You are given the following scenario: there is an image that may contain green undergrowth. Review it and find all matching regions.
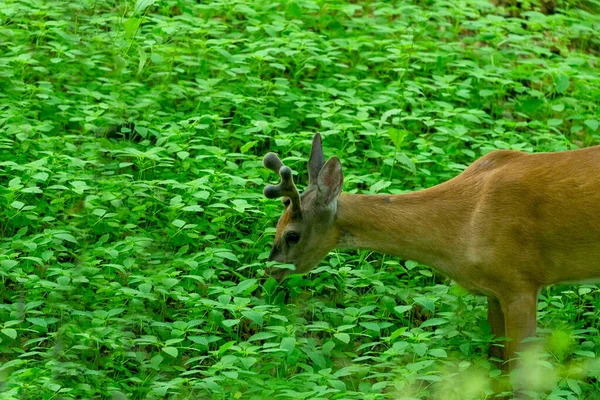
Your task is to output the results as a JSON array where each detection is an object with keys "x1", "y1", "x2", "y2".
[{"x1": 0, "y1": 0, "x2": 599, "y2": 398}]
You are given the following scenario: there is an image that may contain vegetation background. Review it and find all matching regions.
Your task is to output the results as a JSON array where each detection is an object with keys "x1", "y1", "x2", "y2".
[{"x1": 1, "y1": 0, "x2": 599, "y2": 398}]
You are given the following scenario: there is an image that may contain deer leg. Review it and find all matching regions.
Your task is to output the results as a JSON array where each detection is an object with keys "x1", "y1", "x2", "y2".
[
  {"x1": 500, "y1": 291, "x2": 538, "y2": 371},
  {"x1": 487, "y1": 296, "x2": 506, "y2": 367}
]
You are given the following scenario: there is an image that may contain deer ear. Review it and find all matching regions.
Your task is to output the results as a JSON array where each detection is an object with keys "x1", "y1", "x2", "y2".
[
  {"x1": 308, "y1": 133, "x2": 325, "y2": 185},
  {"x1": 317, "y1": 156, "x2": 343, "y2": 206}
]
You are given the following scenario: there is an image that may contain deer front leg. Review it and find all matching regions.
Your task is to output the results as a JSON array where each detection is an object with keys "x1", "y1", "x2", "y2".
[
  {"x1": 487, "y1": 296, "x2": 506, "y2": 366},
  {"x1": 500, "y1": 291, "x2": 538, "y2": 371}
]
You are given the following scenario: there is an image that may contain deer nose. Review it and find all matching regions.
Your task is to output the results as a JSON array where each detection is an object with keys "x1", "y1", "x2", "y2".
[
  {"x1": 268, "y1": 244, "x2": 280, "y2": 262},
  {"x1": 267, "y1": 267, "x2": 287, "y2": 281}
]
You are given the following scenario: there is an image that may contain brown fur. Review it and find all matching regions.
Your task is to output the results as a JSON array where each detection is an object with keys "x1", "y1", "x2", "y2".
[{"x1": 265, "y1": 137, "x2": 600, "y2": 371}]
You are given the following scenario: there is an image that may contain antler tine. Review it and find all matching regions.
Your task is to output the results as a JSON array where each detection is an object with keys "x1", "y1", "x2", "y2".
[
  {"x1": 263, "y1": 153, "x2": 302, "y2": 215},
  {"x1": 263, "y1": 152, "x2": 283, "y2": 174}
]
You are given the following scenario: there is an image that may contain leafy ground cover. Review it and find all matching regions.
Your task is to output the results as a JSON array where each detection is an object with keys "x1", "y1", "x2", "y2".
[{"x1": 1, "y1": 0, "x2": 599, "y2": 398}]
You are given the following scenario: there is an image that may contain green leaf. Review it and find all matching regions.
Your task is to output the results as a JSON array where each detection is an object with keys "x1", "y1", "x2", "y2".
[
  {"x1": 567, "y1": 378, "x2": 581, "y2": 395},
  {"x1": 151, "y1": 53, "x2": 163, "y2": 64},
  {"x1": 429, "y1": 348, "x2": 447, "y2": 358},
  {"x1": 574, "y1": 350, "x2": 595, "y2": 358},
  {"x1": 1, "y1": 260, "x2": 18, "y2": 269},
  {"x1": 234, "y1": 279, "x2": 257, "y2": 294},
  {"x1": 216, "y1": 251, "x2": 238, "y2": 262},
  {"x1": 248, "y1": 332, "x2": 277, "y2": 342},
  {"x1": 10, "y1": 201, "x2": 24, "y2": 210},
  {"x1": 280, "y1": 337, "x2": 296, "y2": 354},
  {"x1": 394, "y1": 305, "x2": 412, "y2": 315},
  {"x1": 380, "y1": 109, "x2": 402, "y2": 128},
  {"x1": 182, "y1": 205, "x2": 203, "y2": 212},
  {"x1": 172, "y1": 219, "x2": 186, "y2": 228},
  {"x1": 241, "y1": 311, "x2": 263, "y2": 325},
  {"x1": 0, "y1": 359, "x2": 25, "y2": 372},
  {"x1": 370, "y1": 180, "x2": 391, "y2": 193},
  {"x1": 334, "y1": 333, "x2": 350, "y2": 344},
  {"x1": 555, "y1": 74, "x2": 570, "y2": 93},
  {"x1": 547, "y1": 119, "x2": 563, "y2": 127},
  {"x1": 222, "y1": 319, "x2": 240, "y2": 327},
  {"x1": 123, "y1": 18, "x2": 141, "y2": 39},
  {"x1": 387, "y1": 128, "x2": 407, "y2": 149},
  {"x1": 161, "y1": 278, "x2": 179, "y2": 288},
  {"x1": 26, "y1": 317, "x2": 47, "y2": 328},
  {"x1": 286, "y1": 2, "x2": 303, "y2": 18},
  {"x1": 32, "y1": 172, "x2": 49, "y2": 181},
  {"x1": 233, "y1": 4, "x2": 257, "y2": 16},
  {"x1": 459, "y1": 113, "x2": 481, "y2": 124},
  {"x1": 1, "y1": 328, "x2": 17, "y2": 339},
  {"x1": 360, "y1": 322, "x2": 380, "y2": 332},
  {"x1": 22, "y1": 186, "x2": 42, "y2": 193},
  {"x1": 405, "y1": 260, "x2": 418, "y2": 270},
  {"x1": 240, "y1": 141, "x2": 257, "y2": 154},
  {"x1": 134, "y1": 0, "x2": 155, "y2": 14},
  {"x1": 162, "y1": 346, "x2": 178, "y2": 358},
  {"x1": 419, "y1": 318, "x2": 449, "y2": 328},
  {"x1": 139, "y1": 283, "x2": 152, "y2": 294},
  {"x1": 54, "y1": 233, "x2": 78, "y2": 244},
  {"x1": 414, "y1": 297, "x2": 436, "y2": 313},
  {"x1": 584, "y1": 119, "x2": 598, "y2": 131},
  {"x1": 218, "y1": 340, "x2": 236, "y2": 354},
  {"x1": 412, "y1": 343, "x2": 428, "y2": 356}
]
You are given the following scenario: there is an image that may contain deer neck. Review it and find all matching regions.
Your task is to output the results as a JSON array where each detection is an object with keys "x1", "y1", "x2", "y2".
[{"x1": 334, "y1": 187, "x2": 473, "y2": 270}]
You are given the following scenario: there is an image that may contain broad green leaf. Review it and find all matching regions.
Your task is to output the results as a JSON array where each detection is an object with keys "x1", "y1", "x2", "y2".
[
  {"x1": 22, "y1": 186, "x2": 42, "y2": 193},
  {"x1": 334, "y1": 333, "x2": 350, "y2": 344},
  {"x1": 380, "y1": 109, "x2": 402, "y2": 128},
  {"x1": 54, "y1": 233, "x2": 78, "y2": 243},
  {"x1": 222, "y1": 319, "x2": 240, "y2": 327},
  {"x1": 394, "y1": 305, "x2": 412, "y2": 315},
  {"x1": 26, "y1": 317, "x2": 47, "y2": 327},
  {"x1": 548, "y1": 119, "x2": 563, "y2": 127},
  {"x1": 280, "y1": 337, "x2": 296, "y2": 354},
  {"x1": 139, "y1": 283, "x2": 152, "y2": 294},
  {"x1": 124, "y1": 18, "x2": 141, "y2": 39},
  {"x1": 585, "y1": 119, "x2": 598, "y2": 131},
  {"x1": 242, "y1": 311, "x2": 263, "y2": 325},
  {"x1": 162, "y1": 346, "x2": 178, "y2": 358},
  {"x1": 134, "y1": 0, "x2": 155, "y2": 14},
  {"x1": 248, "y1": 332, "x2": 277, "y2": 342},
  {"x1": 32, "y1": 172, "x2": 49, "y2": 181},
  {"x1": 555, "y1": 74, "x2": 570, "y2": 93},
  {"x1": 411, "y1": 343, "x2": 428, "y2": 357},
  {"x1": 0, "y1": 359, "x2": 25, "y2": 372},
  {"x1": 414, "y1": 297, "x2": 436, "y2": 313},
  {"x1": 1, "y1": 260, "x2": 18, "y2": 269},
  {"x1": 240, "y1": 141, "x2": 257, "y2": 154},
  {"x1": 1, "y1": 328, "x2": 17, "y2": 339},
  {"x1": 574, "y1": 350, "x2": 595, "y2": 358},
  {"x1": 419, "y1": 318, "x2": 449, "y2": 328},
  {"x1": 360, "y1": 322, "x2": 380, "y2": 332},
  {"x1": 10, "y1": 201, "x2": 24, "y2": 210},
  {"x1": 234, "y1": 279, "x2": 257, "y2": 294},
  {"x1": 429, "y1": 348, "x2": 447, "y2": 358},
  {"x1": 172, "y1": 219, "x2": 186, "y2": 228}
]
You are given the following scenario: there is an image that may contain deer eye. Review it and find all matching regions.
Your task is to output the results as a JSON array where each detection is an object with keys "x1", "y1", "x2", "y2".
[
  {"x1": 282, "y1": 198, "x2": 291, "y2": 207},
  {"x1": 286, "y1": 231, "x2": 300, "y2": 245}
]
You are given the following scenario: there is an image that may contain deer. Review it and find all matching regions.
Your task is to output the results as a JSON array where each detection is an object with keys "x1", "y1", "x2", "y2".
[{"x1": 261, "y1": 133, "x2": 600, "y2": 372}]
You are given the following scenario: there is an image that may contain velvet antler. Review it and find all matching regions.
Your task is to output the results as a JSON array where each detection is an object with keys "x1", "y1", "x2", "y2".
[{"x1": 263, "y1": 152, "x2": 302, "y2": 216}]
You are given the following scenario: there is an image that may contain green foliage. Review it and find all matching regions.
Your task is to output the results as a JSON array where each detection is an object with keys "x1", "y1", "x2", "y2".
[{"x1": 0, "y1": 0, "x2": 599, "y2": 398}]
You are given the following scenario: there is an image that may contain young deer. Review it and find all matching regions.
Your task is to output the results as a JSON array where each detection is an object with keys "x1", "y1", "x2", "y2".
[{"x1": 262, "y1": 133, "x2": 600, "y2": 369}]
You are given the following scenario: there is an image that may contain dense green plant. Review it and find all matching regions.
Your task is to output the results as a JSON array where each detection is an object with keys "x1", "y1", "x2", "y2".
[{"x1": 0, "y1": 0, "x2": 599, "y2": 398}]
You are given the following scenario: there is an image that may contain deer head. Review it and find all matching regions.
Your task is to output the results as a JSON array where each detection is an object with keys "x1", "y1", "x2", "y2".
[{"x1": 263, "y1": 133, "x2": 344, "y2": 280}]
